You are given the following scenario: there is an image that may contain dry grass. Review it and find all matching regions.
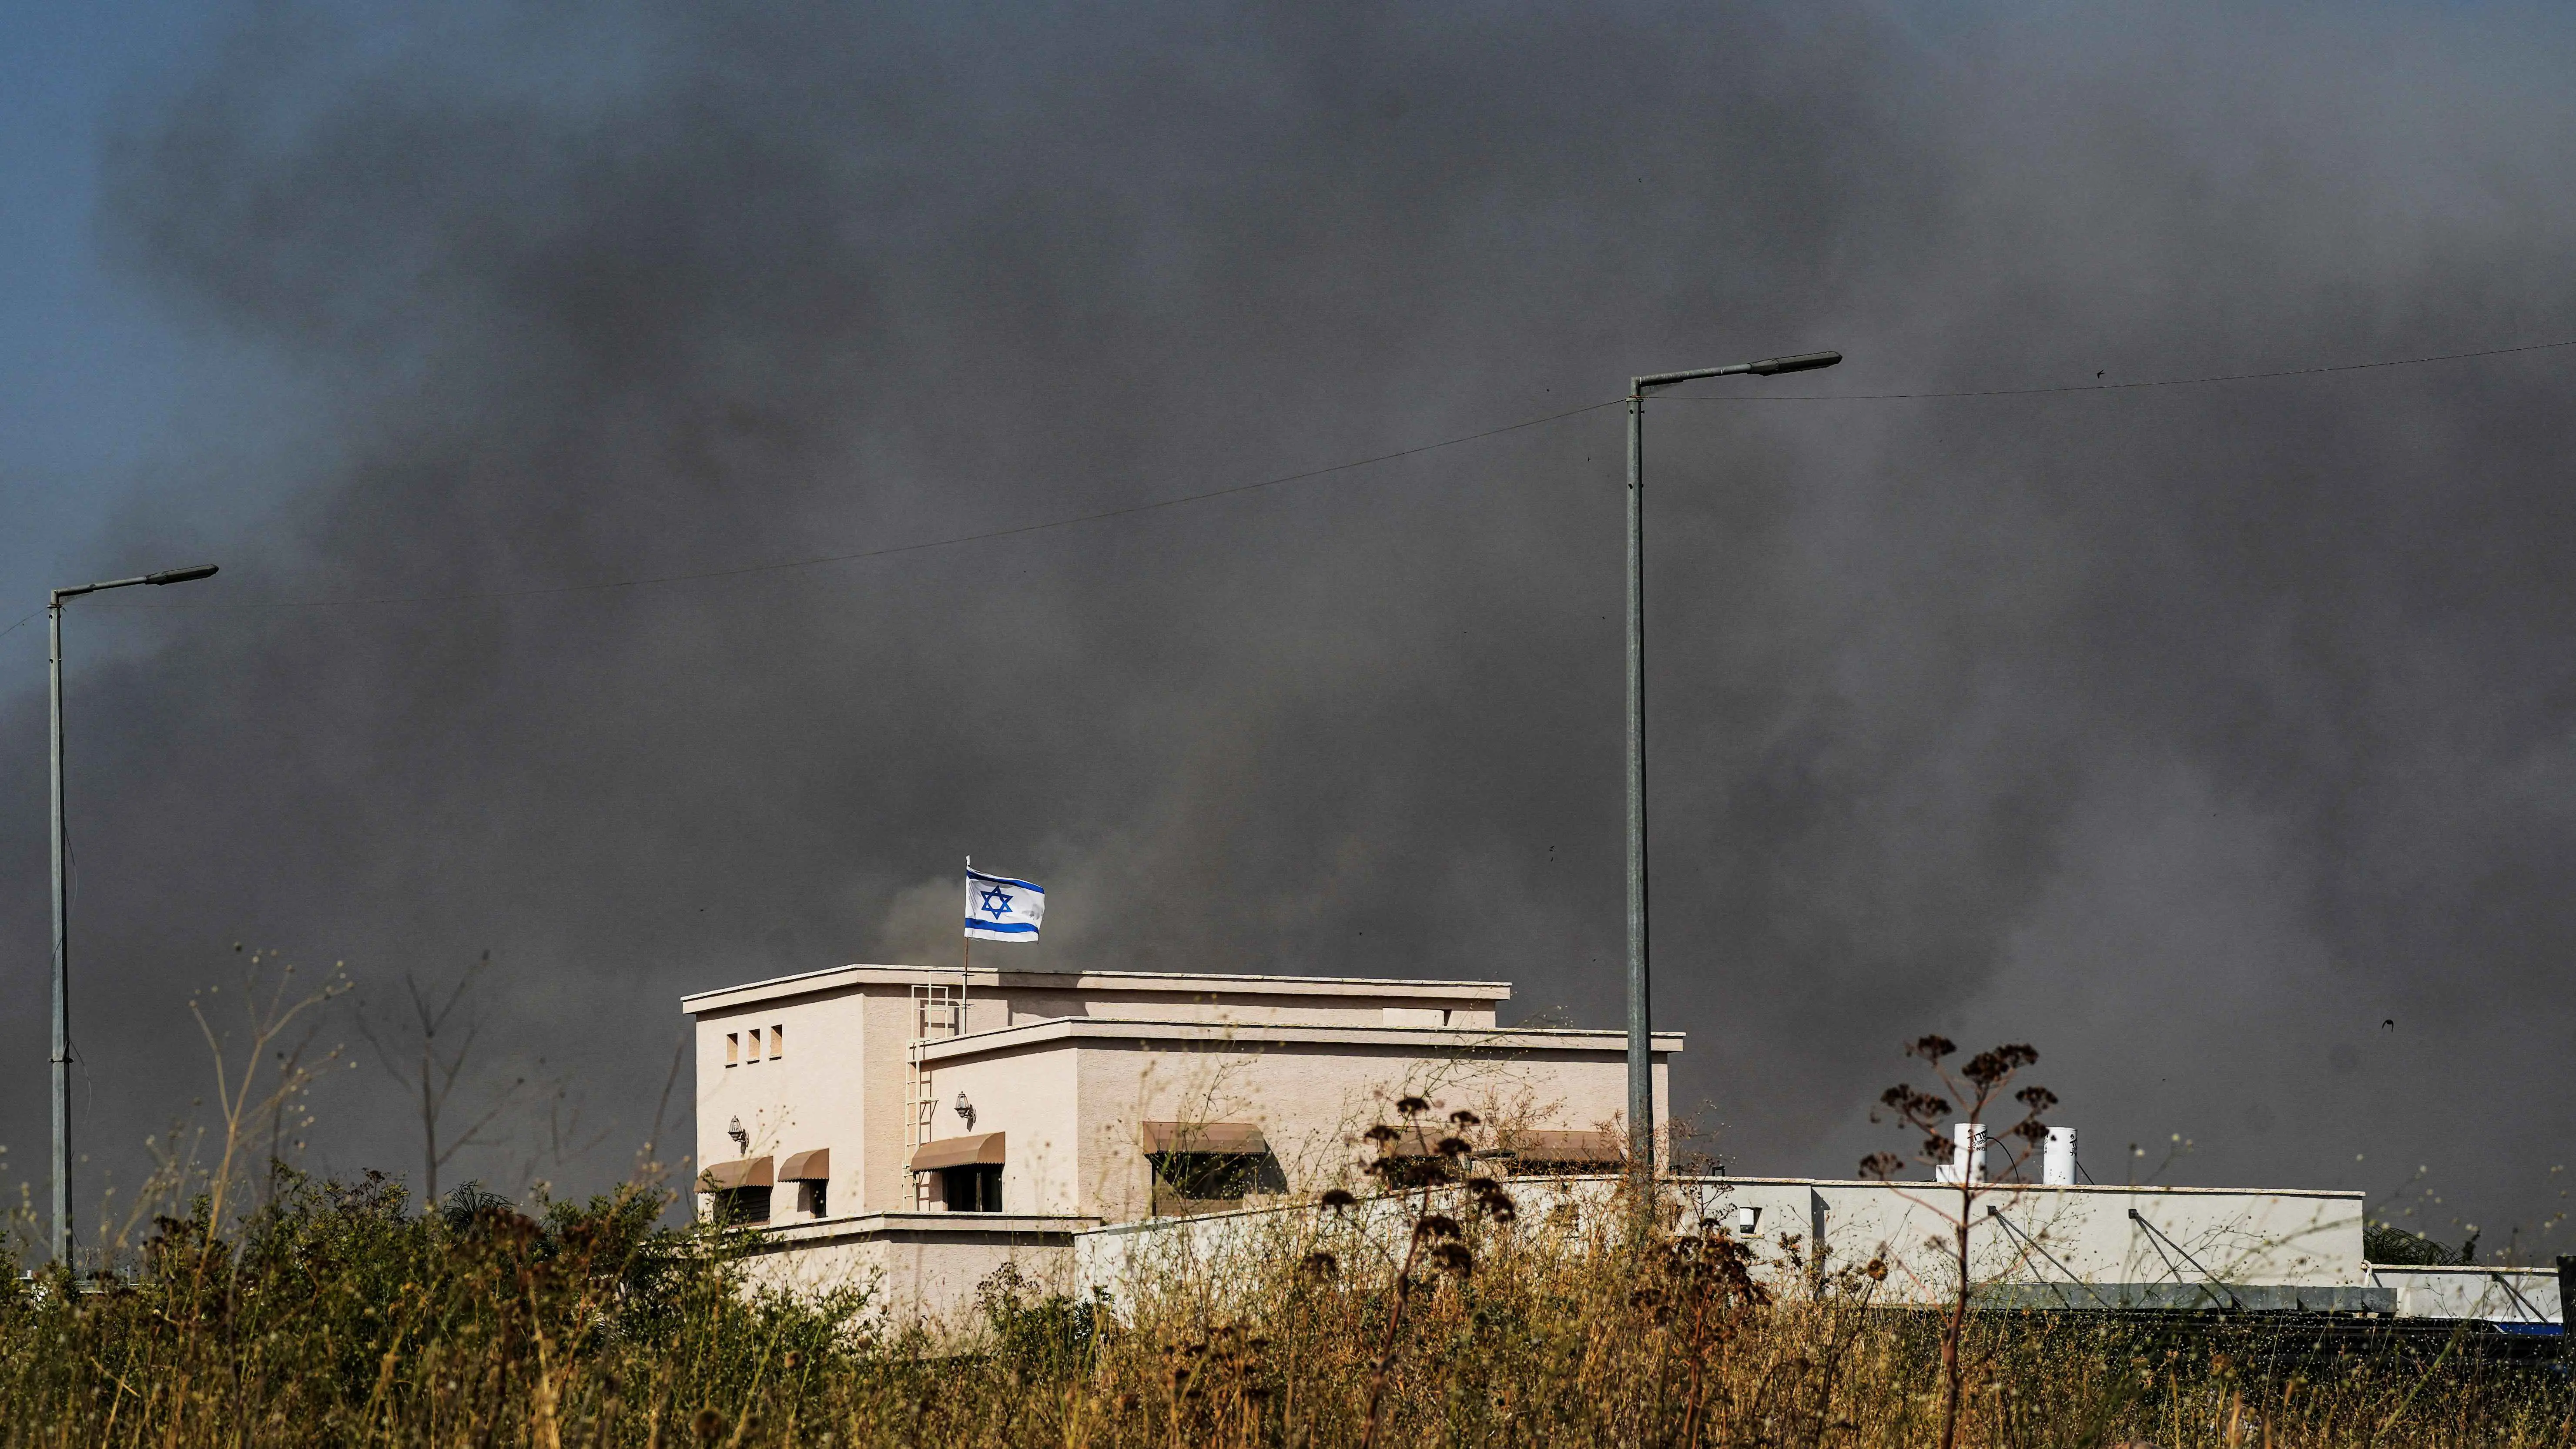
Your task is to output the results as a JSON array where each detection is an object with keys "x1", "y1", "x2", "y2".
[{"x1": 1, "y1": 1166, "x2": 2567, "y2": 1448}]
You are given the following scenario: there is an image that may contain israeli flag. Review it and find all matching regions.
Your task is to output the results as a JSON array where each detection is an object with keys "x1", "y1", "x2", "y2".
[{"x1": 964, "y1": 867, "x2": 1045, "y2": 942}]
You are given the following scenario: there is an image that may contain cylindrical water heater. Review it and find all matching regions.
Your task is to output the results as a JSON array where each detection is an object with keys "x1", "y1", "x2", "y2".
[
  {"x1": 2043, "y1": 1126, "x2": 2078, "y2": 1185},
  {"x1": 1948, "y1": 1121, "x2": 1991, "y2": 1183}
]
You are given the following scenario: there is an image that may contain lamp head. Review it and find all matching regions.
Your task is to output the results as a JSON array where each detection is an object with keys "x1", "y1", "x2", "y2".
[
  {"x1": 145, "y1": 564, "x2": 219, "y2": 586},
  {"x1": 1744, "y1": 351, "x2": 1842, "y2": 377}
]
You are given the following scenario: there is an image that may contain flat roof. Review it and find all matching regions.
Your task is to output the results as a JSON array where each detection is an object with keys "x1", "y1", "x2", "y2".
[
  {"x1": 1711, "y1": 1176, "x2": 2365, "y2": 1201},
  {"x1": 917, "y1": 1016, "x2": 1683, "y2": 1062},
  {"x1": 682, "y1": 964, "x2": 1514, "y2": 1013}
]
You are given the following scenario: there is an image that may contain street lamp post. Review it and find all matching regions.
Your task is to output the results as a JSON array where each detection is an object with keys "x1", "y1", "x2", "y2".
[
  {"x1": 1626, "y1": 353, "x2": 1838, "y2": 1171},
  {"x1": 49, "y1": 562, "x2": 218, "y2": 1267}
]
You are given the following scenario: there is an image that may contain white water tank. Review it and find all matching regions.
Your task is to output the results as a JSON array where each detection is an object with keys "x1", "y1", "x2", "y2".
[
  {"x1": 1934, "y1": 1121, "x2": 1990, "y2": 1183},
  {"x1": 2043, "y1": 1126, "x2": 2078, "y2": 1185}
]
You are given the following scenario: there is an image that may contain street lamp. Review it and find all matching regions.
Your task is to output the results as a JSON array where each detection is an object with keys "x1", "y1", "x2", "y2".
[
  {"x1": 48, "y1": 562, "x2": 218, "y2": 1267},
  {"x1": 1625, "y1": 352, "x2": 1839, "y2": 1170}
]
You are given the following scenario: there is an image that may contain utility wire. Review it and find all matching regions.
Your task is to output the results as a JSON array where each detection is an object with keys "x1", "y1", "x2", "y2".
[
  {"x1": 41, "y1": 333, "x2": 2576, "y2": 615},
  {"x1": 84, "y1": 398, "x2": 1629, "y2": 612}
]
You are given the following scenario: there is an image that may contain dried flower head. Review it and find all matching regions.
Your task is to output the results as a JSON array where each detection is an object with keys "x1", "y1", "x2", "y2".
[
  {"x1": 1435, "y1": 1136, "x2": 1473, "y2": 1160},
  {"x1": 1395, "y1": 1095, "x2": 1430, "y2": 1115},
  {"x1": 1415, "y1": 1214, "x2": 1461, "y2": 1240},
  {"x1": 1864, "y1": 1258, "x2": 1889, "y2": 1282},
  {"x1": 1320, "y1": 1188, "x2": 1357, "y2": 1211},
  {"x1": 1466, "y1": 1176, "x2": 1519, "y2": 1222},
  {"x1": 1448, "y1": 1108, "x2": 1482, "y2": 1129},
  {"x1": 1299, "y1": 1250, "x2": 1340, "y2": 1281},
  {"x1": 1962, "y1": 1044, "x2": 2038, "y2": 1088},
  {"x1": 1363, "y1": 1124, "x2": 1402, "y2": 1145},
  {"x1": 1429, "y1": 1242, "x2": 1474, "y2": 1276},
  {"x1": 692, "y1": 1408, "x2": 724, "y2": 1442}
]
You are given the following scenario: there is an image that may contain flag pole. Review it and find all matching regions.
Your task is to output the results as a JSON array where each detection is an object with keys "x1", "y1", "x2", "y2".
[{"x1": 961, "y1": 855, "x2": 971, "y2": 1035}]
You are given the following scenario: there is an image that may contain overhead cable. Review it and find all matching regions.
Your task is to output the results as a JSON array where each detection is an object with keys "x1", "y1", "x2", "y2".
[{"x1": 54, "y1": 334, "x2": 2576, "y2": 614}]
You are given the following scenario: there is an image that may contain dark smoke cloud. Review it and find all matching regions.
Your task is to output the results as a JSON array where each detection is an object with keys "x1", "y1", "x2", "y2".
[{"x1": 9, "y1": 0, "x2": 2576, "y2": 1247}]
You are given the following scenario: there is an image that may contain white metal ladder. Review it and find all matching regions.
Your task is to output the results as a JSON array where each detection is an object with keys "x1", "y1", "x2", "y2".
[{"x1": 905, "y1": 983, "x2": 960, "y2": 1208}]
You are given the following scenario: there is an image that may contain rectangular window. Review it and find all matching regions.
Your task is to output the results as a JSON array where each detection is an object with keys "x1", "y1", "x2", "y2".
[
  {"x1": 710, "y1": 1186, "x2": 771, "y2": 1225},
  {"x1": 942, "y1": 1164, "x2": 1003, "y2": 1213},
  {"x1": 725, "y1": 1032, "x2": 739, "y2": 1067},
  {"x1": 798, "y1": 1179, "x2": 827, "y2": 1217},
  {"x1": 770, "y1": 1024, "x2": 784, "y2": 1059},
  {"x1": 1149, "y1": 1151, "x2": 1287, "y2": 1216},
  {"x1": 746, "y1": 1026, "x2": 761, "y2": 1060}
]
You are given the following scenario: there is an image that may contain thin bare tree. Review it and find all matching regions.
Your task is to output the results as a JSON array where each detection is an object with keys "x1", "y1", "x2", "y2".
[
  {"x1": 1862, "y1": 1036, "x2": 2054, "y2": 1449},
  {"x1": 356, "y1": 951, "x2": 526, "y2": 1204},
  {"x1": 516, "y1": 1064, "x2": 614, "y2": 1202}
]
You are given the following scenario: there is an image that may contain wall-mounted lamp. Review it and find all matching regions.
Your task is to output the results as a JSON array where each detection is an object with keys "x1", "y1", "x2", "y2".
[
  {"x1": 727, "y1": 1115, "x2": 749, "y2": 1153},
  {"x1": 954, "y1": 1092, "x2": 977, "y2": 1129}
]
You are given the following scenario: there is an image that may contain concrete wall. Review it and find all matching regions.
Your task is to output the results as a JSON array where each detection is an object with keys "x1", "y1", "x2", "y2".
[
  {"x1": 743, "y1": 1177, "x2": 2573, "y2": 1337},
  {"x1": 920, "y1": 1039, "x2": 1086, "y2": 1215},
  {"x1": 738, "y1": 1212, "x2": 1096, "y2": 1335},
  {"x1": 2368, "y1": 1265, "x2": 2562, "y2": 1324},
  {"x1": 1073, "y1": 1177, "x2": 2377, "y2": 1313},
  {"x1": 1694, "y1": 1178, "x2": 2372, "y2": 1310}
]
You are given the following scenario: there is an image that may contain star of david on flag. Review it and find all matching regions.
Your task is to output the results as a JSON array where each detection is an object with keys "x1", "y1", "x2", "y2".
[{"x1": 963, "y1": 866, "x2": 1046, "y2": 942}]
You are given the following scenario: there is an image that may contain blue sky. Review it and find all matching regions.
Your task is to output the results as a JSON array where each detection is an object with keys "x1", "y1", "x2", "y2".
[{"x1": 3, "y1": 1, "x2": 210, "y2": 595}]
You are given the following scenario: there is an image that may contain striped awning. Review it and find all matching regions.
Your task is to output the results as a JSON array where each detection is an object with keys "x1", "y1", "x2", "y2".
[
  {"x1": 1141, "y1": 1121, "x2": 1270, "y2": 1155},
  {"x1": 697, "y1": 1155, "x2": 774, "y2": 1191},
  {"x1": 907, "y1": 1132, "x2": 1006, "y2": 1172},
  {"x1": 778, "y1": 1148, "x2": 830, "y2": 1181}
]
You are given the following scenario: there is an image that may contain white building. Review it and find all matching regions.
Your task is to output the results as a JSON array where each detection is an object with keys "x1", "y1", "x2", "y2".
[
  {"x1": 681, "y1": 963, "x2": 2542, "y2": 1336},
  {"x1": 684, "y1": 964, "x2": 1678, "y2": 1225}
]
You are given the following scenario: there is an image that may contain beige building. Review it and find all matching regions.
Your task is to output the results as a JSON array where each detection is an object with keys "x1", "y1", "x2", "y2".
[
  {"x1": 684, "y1": 964, "x2": 1679, "y2": 1226},
  {"x1": 680, "y1": 964, "x2": 2532, "y2": 1336}
]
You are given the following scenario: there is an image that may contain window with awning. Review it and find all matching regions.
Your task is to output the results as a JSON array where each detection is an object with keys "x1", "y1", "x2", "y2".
[
  {"x1": 779, "y1": 1149, "x2": 830, "y2": 1217},
  {"x1": 1143, "y1": 1121, "x2": 1284, "y2": 1215},
  {"x1": 697, "y1": 1155, "x2": 775, "y2": 1224},
  {"x1": 907, "y1": 1133, "x2": 1006, "y2": 1213},
  {"x1": 1140, "y1": 1121, "x2": 1270, "y2": 1155},
  {"x1": 1493, "y1": 1129, "x2": 1625, "y2": 1170},
  {"x1": 907, "y1": 1131, "x2": 1006, "y2": 1172},
  {"x1": 698, "y1": 1155, "x2": 774, "y2": 1191}
]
